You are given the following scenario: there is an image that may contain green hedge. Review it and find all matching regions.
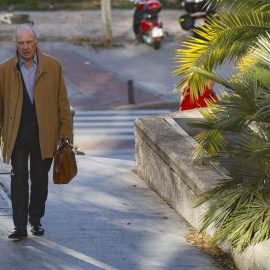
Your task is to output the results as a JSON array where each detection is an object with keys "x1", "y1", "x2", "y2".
[{"x1": 0, "y1": 0, "x2": 182, "y2": 10}]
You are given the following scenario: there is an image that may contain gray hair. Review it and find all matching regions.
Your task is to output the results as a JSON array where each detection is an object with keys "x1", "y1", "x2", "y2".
[{"x1": 13, "y1": 23, "x2": 40, "y2": 43}]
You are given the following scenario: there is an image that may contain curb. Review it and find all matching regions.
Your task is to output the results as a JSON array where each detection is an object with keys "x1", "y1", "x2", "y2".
[{"x1": 72, "y1": 101, "x2": 180, "y2": 111}]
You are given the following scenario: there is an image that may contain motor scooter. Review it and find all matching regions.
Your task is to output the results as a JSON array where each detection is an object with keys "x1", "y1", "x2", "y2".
[
  {"x1": 132, "y1": 0, "x2": 164, "y2": 49},
  {"x1": 179, "y1": 0, "x2": 215, "y2": 38}
]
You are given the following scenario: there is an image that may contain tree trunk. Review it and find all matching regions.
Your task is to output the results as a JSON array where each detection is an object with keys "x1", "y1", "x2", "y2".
[{"x1": 101, "y1": 0, "x2": 113, "y2": 49}]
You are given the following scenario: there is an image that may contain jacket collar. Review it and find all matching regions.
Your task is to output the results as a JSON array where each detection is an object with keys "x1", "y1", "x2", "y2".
[
  {"x1": 18, "y1": 51, "x2": 38, "y2": 68},
  {"x1": 13, "y1": 47, "x2": 48, "y2": 75}
]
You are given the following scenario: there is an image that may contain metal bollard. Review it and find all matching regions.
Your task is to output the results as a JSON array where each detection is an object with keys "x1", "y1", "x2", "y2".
[
  {"x1": 128, "y1": 80, "x2": 134, "y2": 104},
  {"x1": 70, "y1": 106, "x2": 75, "y2": 143}
]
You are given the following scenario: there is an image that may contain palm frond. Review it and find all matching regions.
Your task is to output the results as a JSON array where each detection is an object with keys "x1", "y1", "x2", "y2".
[
  {"x1": 191, "y1": 129, "x2": 227, "y2": 163},
  {"x1": 222, "y1": 125, "x2": 270, "y2": 161},
  {"x1": 196, "y1": 172, "x2": 270, "y2": 250},
  {"x1": 173, "y1": 9, "x2": 270, "y2": 99},
  {"x1": 207, "y1": 0, "x2": 270, "y2": 12},
  {"x1": 210, "y1": 191, "x2": 270, "y2": 250},
  {"x1": 194, "y1": 141, "x2": 270, "y2": 250}
]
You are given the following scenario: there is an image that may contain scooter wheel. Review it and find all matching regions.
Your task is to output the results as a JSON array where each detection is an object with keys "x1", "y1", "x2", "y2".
[{"x1": 153, "y1": 40, "x2": 161, "y2": 50}]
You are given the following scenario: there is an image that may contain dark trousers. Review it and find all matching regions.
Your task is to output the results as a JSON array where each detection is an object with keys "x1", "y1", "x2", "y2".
[
  {"x1": 133, "y1": 8, "x2": 145, "y2": 36},
  {"x1": 10, "y1": 125, "x2": 53, "y2": 227}
]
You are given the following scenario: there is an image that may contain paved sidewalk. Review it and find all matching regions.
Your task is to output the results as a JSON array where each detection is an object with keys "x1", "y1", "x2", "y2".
[{"x1": 0, "y1": 155, "x2": 227, "y2": 270}]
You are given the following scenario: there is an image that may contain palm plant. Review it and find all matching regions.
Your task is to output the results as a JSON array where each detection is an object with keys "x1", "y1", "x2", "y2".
[
  {"x1": 173, "y1": 0, "x2": 270, "y2": 99},
  {"x1": 173, "y1": 0, "x2": 270, "y2": 250},
  {"x1": 191, "y1": 37, "x2": 270, "y2": 250}
]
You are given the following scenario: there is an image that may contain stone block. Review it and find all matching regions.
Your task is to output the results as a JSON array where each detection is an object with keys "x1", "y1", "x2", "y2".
[{"x1": 134, "y1": 111, "x2": 219, "y2": 232}]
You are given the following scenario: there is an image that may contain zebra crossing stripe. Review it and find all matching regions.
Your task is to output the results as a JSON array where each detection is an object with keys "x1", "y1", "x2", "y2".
[{"x1": 73, "y1": 109, "x2": 172, "y2": 158}]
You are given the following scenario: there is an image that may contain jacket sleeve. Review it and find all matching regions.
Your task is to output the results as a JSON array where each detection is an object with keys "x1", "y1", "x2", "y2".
[{"x1": 57, "y1": 64, "x2": 72, "y2": 140}]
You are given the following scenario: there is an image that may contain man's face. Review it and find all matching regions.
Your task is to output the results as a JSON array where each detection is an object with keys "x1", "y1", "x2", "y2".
[{"x1": 15, "y1": 27, "x2": 39, "y2": 63}]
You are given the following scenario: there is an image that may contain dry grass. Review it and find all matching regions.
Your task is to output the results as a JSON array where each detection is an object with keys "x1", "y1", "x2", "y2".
[{"x1": 186, "y1": 228, "x2": 238, "y2": 270}]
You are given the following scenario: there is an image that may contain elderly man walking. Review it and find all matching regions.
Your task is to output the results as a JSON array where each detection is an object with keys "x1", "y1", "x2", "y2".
[{"x1": 0, "y1": 24, "x2": 72, "y2": 239}]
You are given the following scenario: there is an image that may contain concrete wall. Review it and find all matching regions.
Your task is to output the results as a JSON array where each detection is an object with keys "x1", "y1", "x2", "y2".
[{"x1": 134, "y1": 110, "x2": 270, "y2": 270}]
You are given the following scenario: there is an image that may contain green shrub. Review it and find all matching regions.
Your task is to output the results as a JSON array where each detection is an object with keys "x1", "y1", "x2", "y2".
[{"x1": 0, "y1": 0, "x2": 182, "y2": 10}]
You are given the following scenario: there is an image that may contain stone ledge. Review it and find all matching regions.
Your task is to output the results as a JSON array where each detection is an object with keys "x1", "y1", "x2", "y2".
[{"x1": 134, "y1": 110, "x2": 270, "y2": 270}]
